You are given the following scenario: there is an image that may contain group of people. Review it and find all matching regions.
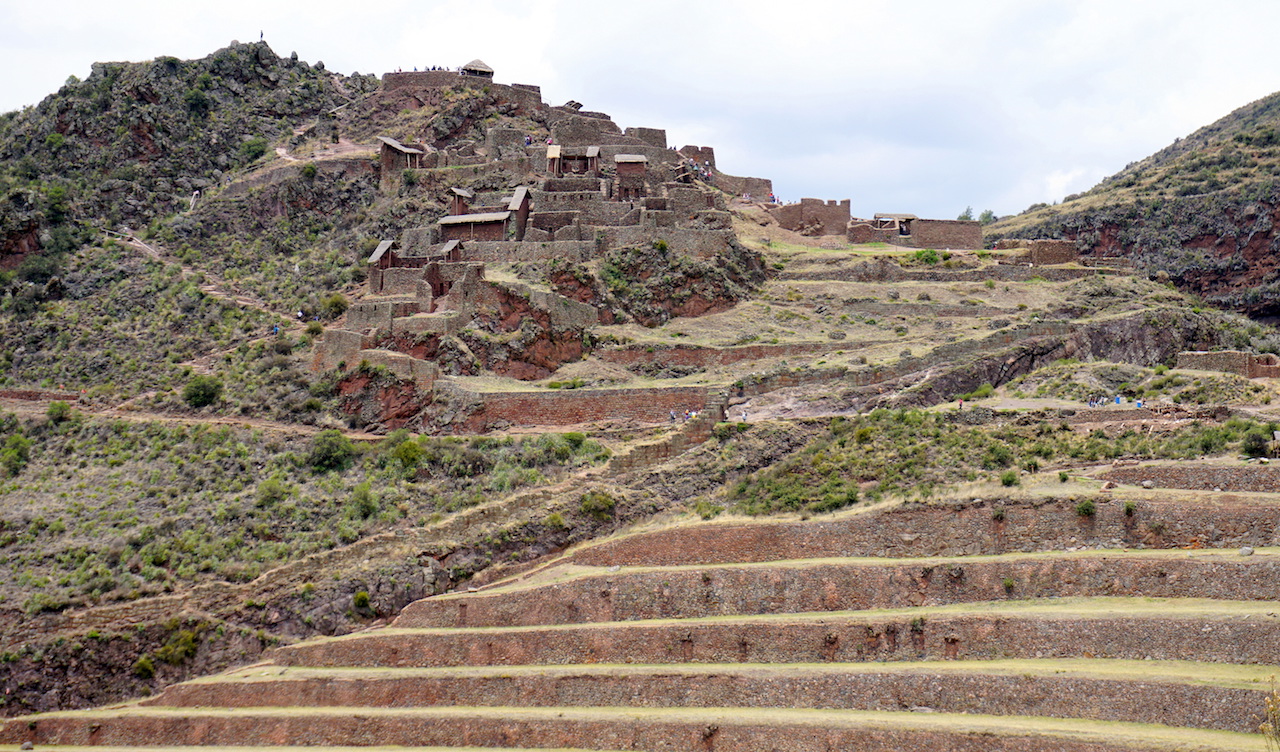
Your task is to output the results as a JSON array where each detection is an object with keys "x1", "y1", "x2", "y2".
[
  {"x1": 1087, "y1": 395, "x2": 1145, "y2": 408},
  {"x1": 684, "y1": 158, "x2": 713, "y2": 182},
  {"x1": 671, "y1": 409, "x2": 700, "y2": 422},
  {"x1": 394, "y1": 65, "x2": 454, "y2": 73}
]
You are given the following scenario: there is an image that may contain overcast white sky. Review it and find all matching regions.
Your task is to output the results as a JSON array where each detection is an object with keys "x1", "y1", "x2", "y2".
[{"x1": 4, "y1": 0, "x2": 1280, "y2": 218}]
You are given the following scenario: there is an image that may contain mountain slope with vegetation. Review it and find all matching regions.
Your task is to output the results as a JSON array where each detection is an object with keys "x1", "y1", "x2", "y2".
[{"x1": 987, "y1": 90, "x2": 1280, "y2": 318}]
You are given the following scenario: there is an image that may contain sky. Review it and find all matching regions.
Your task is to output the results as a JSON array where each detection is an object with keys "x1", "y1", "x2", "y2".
[{"x1": 4, "y1": 0, "x2": 1280, "y2": 219}]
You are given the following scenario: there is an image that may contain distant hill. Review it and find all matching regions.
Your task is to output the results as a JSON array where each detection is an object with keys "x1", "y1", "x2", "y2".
[{"x1": 987, "y1": 90, "x2": 1280, "y2": 318}]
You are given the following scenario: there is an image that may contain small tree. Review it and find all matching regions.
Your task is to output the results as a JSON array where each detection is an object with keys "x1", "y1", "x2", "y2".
[
  {"x1": 182, "y1": 375, "x2": 223, "y2": 408},
  {"x1": 978, "y1": 209, "x2": 997, "y2": 225},
  {"x1": 46, "y1": 400, "x2": 72, "y2": 424},
  {"x1": 957, "y1": 206, "x2": 974, "y2": 221},
  {"x1": 308, "y1": 429, "x2": 355, "y2": 472}
]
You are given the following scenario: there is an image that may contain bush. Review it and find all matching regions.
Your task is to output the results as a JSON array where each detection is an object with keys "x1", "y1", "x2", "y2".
[
  {"x1": 239, "y1": 137, "x2": 268, "y2": 162},
  {"x1": 1, "y1": 435, "x2": 32, "y2": 477},
  {"x1": 306, "y1": 321, "x2": 324, "y2": 337},
  {"x1": 308, "y1": 430, "x2": 356, "y2": 472},
  {"x1": 301, "y1": 162, "x2": 318, "y2": 180},
  {"x1": 352, "y1": 591, "x2": 371, "y2": 610},
  {"x1": 999, "y1": 470, "x2": 1019, "y2": 487},
  {"x1": 132, "y1": 654, "x2": 155, "y2": 679},
  {"x1": 1058, "y1": 470, "x2": 1069, "y2": 483},
  {"x1": 321, "y1": 294, "x2": 349, "y2": 320},
  {"x1": 579, "y1": 491, "x2": 616, "y2": 521},
  {"x1": 963, "y1": 383, "x2": 996, "y2": 401},
  {"x1": 182, "y1": 375, "x2": 223, "y2": 408},
  {"x1": 1242, "y1": 429, "x2": 1271, "y2": 458},
  {"x1": 1075, "y1": 499, "x2": 1096, "y2": 517},
  {"x1": 914, "y1": 248, "x2": 939, "y2": 265},
  {"x1": 46, "y1": 400, "x2": 72, "y2": 424},
  {"x1": 349, "y1": 482, "x2": 378, "y2": 519},
  {"x1": 256, "y1": 477, "x2": 289, "y2": 507}
]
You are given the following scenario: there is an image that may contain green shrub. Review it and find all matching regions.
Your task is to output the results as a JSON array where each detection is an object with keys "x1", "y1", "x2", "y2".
[
  {"x1": 182, "y1": 375, "x2": 223, "y2": 408},
  {"x1": 1002, "y1": 577, "x2": 1015, "y2": 591},
  {"x1": 132, "y1": 654, "x2": 155, "y2": 679},
  {"x1": 1075, "y1": 499, "x2": 1096, "y2": 517},
  {"x1": 46, "y1": 400, "x2": 72, "y2": 424},
  {"x1": 544, "y1": 512, "x2": 566, "y2": 529},
  {"x1": 1123, "y1": 500, "x2": 1137, "y2": 516},
  {"x1": 963, "y1": 383, "x2": 996, "y2": 400},
  {"x1": 321, "y1": 294, "x2": 349, "y2": 319},
  {"x1": 1058, "y1": 470, "x2": 1069, "y2": 483},
  {"x1": 352, "y1": 590, "x2": 371, "y2": 610},
  {"x1": 1242, "y1": 429, "x2": 1271, "y2": 458},
  {"x1": 306, "y1": 321, "x2": 324, "y2": 337},
  {"x1": 308, "y1": 430, "x2": 356, "y2": 472},
  {"x1": 256, "y1": 477, "x2": 289, "y2": 507},
  {"x1": 156, "y1": 630, "x2": 198, "y2": 665},
  {"x1": 579, "y1": 491, "x2": 616, "y2": 521},
  {"x1": 563, "y1": 432, "x2": 586, "y2": 449},
  {"x1": 349, "y1": 482, "x2": 378, "y2": 519},
  {"x1": 914, "y1": 248, "x2": 939, "y2": 265},
  {"x1": 239, "y1": 137, "x2": 268, "y2": 161},
  {"x1": 301, "y1": 162, "x2": 318, "y2": 180},
  {"x1": 999, "y1": 470, "x2": 1019, "y2": 487},
  {"x1": 2, "y1": 434, "x2": 33, "y2": 477}
]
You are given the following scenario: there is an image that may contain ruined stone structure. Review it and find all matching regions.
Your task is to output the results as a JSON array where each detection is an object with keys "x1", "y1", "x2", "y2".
[
  {"x1": 848, "y1": 214, "x2": 982, "y2": 249},
  {"x1": 994, "y1": 238, "x2": 1080, "y2": 265},
  {"x1": 1176, "y1": 350, "x2": 1280, "y2": 378},
  {"x1": 769, "y1": 197, "x2": 851, "y2": 236}
]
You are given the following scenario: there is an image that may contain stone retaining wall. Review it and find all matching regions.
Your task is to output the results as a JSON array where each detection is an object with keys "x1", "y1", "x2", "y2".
[
  {"x1": 435, "y1": 382, "x2": 718, "y2": 432},
  {"x1": 151, "y1": 669, "x2": 1263, "y2": 734},
  {"x1": 0, "y1": 710, "x2": 1165, "y2": 752},
  {"x1": 397, "y1": 552, "x2": 1279, "y2": 628},
  {"x1": 1099, "y1": 464, "x2": 1280, "y2": 492},
  {"x1": 566, "y1": 495, "x2": 1280, "y2": 567},
  {"x1": 274, "y1": 612, "x2": 1280, "y2": 668}
]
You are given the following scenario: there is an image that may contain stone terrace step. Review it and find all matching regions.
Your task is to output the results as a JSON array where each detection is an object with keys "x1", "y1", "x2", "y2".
[
  {"x1": 560, "y1": 496, "x2": 1280, "y2": 567},
  {"x1": 396, "y1": 549, "x2": 1279, "y2": 628},
  {"x1": 273, "y1": 598, "x2": 1280, "y2": 668},
  {"x1": 18, "y1": 748, "x2": 615, "y2": 752},
  {"x1": 1, "y1": 706, "x2": 1263, "y2": 752},
  {"x1": 147, "y1": 659, "x2": 1273, "y2": 734}
]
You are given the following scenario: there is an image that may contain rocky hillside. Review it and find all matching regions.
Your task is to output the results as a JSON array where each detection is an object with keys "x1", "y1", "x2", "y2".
[{"x1": 987, "y1": 90, "x2": 1280, "y2": 318}]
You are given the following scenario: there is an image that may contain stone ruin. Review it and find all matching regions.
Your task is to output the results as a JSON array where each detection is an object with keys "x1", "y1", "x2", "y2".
[
  {"x1": 1176, "y1": 349, "x2": 1280, "y2": 378},
  {"x1": 767, "y1": 200, "x2": 985, "y2": 249},
  {"x1": 993, "y1": 238, "x2": 1080, "y2": 265},
  {"x1": 317, "y1": 60, "x2": 773, "y2": 404}
]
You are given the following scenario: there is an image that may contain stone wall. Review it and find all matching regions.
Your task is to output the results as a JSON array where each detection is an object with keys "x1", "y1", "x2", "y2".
[
  {"x1": 624, "y1": 127, "x2": 667, "y2": 148},
  {"x1": 770, "y1": 198, "x2": 851, "y2": 236},
  {"x1": 995, "y1": 239, "x2": 1079, "y2": 265},
  {"x1": 678, "y1": 145, "x2": 716, "y2": 169},
  {"x1": 0, "y1": 389, "x2": 81, "y2": 402},
  {"x1": 600, "y1": 343, "x2": 838, "y2": 369},
  {"x1": 457, "y1": 240, "x2": 597, "y2": 264},
  {"x1": 601, "y1": 227, "x2": 733, "y2": 257},
  {"x1": 1175, "y1": 350, "x2": 1280, "y2": 377},
  {"x1": 312, "y1": 329, "x2": 371, "y2": 372},
  {"x1": 847, "y1": 223, "x2": 901, "y2": 245},
  {"x1": 908, "y1": 219, "x2": 983, "y2": 249},
  {"x1": 437, "y1": 383, "x2": 718, "y2": 432},
  {"x1": 714, "y1": 173, "x2": 773, "y2": 200}
]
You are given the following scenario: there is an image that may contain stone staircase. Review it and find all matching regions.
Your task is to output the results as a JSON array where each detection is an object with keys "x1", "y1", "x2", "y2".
[{"x1": 3, "y1": 496, "x2": 1277, "y2": 751}]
